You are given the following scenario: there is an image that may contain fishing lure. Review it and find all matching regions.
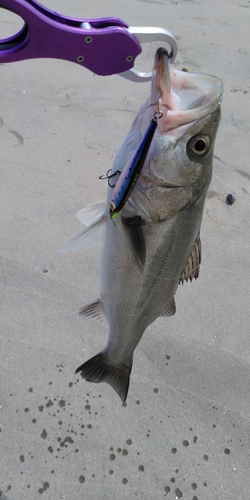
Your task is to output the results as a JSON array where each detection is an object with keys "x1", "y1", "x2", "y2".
[{"x1": 109, "y1": 109, "x2": 163, "y2": 219}]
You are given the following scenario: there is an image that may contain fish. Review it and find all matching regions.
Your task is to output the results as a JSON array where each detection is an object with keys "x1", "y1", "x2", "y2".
[{"x1": 58, "y1": 47, "x2": 223, "y2": 402}]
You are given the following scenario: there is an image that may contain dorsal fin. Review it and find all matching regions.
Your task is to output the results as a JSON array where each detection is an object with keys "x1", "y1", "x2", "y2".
[
  {"x1": 122, "y1": 215, "x2": 146, "y2": 269},
  {"x1": 159, "y1": 297, "x2": 176, "y2": 317},
  {"x1": 179, "y1": 234, "x2": 201, "y2": 284}
]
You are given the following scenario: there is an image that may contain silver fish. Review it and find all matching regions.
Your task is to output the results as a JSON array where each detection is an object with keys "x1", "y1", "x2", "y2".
[{"x1": 58, "y1": 48, "x2": 223, "y2": 402}]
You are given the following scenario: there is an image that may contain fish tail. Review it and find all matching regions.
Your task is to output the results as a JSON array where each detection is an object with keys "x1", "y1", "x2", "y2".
[{"x1": 75, "y1": 352, "x2": 132, "y2": 403}]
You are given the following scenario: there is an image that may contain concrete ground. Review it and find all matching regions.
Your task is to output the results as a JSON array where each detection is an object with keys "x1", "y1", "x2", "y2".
[{"x1": 1, "y1": 0, "x2": 250, "y2": 499}]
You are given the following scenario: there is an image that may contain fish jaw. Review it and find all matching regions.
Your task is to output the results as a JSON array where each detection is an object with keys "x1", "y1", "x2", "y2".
[
  {"x1": 150, "y1": 47, "x2": 223, "y2": 136},
  {"x1": 152, "y1": 47, "x2": 171, "y2": 99},
  {"x1": 160, "y1": 70, "x2": 222, "y2": 135},
  {"x1": 151, "y1": 47, "x2": 181, "y2": 113}
]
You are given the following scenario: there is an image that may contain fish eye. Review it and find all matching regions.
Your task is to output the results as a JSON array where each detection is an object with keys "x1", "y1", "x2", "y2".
[{"x1": 187, "y1": 134, "x2": 211, "y2": 158}]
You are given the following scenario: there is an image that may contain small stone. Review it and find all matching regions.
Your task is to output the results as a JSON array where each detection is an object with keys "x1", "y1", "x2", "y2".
[{"x1": 226, "y1": 193, "x2": 236, "y2": 205}]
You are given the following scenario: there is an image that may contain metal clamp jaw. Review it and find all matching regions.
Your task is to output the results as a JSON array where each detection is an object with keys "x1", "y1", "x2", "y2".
[{"x1": 120, "y1": 27, "x2": 177, "y2": 82}]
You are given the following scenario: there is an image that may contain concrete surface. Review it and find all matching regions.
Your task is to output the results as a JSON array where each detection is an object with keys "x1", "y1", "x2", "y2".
[{"x1": 1, "y1": 0, "x2": 250, "y2": 499}]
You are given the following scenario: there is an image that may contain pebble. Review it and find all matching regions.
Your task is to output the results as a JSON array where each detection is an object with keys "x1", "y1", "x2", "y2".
[{"x1": 226, "y1": 194, "x2": 236, "y2": 205}]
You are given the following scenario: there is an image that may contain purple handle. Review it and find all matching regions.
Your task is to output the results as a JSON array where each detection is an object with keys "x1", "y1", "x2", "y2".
[{"x1": 0, "y1": 0, "x2": 141, "y2": 76}]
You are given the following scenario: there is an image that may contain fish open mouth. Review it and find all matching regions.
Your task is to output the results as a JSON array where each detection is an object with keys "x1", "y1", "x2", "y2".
[{"x1": 151, "y1": 47, "x2": 223, "y2": 136}]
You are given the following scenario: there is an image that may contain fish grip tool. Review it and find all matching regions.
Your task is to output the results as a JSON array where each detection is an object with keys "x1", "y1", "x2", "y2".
[
  {"x1": 0, "y1": 0, "x2": 141, "y2": 75},
  {"x1": 0, "y1": 0, "x2": 177, "y2": 80}
]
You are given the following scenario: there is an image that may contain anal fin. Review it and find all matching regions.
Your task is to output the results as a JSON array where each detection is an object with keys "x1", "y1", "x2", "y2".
[
  {"x1": 179, "y1": 234, "x2": 201, "y2": 284},
  {"x1": 79, "y1": 299, "x2": 107, "y2": 327},
  {"x1": 159, "y1": 297, "x2": 176, "y2": 317}
]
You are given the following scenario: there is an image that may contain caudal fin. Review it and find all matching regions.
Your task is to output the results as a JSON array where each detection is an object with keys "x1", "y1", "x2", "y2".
[{"x1": 75, "y1": 352, "x2": 132, "y2": 403}]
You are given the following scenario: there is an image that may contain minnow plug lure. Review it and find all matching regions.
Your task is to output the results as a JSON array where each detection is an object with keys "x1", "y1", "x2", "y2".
[{"x1": 109, "y1": 109, "x2": 163, "y2": 219}]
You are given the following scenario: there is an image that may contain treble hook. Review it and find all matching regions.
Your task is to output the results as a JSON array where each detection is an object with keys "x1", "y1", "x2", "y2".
[{"x1": 99, "y1": 169, "x2": 121, "y2": 188}]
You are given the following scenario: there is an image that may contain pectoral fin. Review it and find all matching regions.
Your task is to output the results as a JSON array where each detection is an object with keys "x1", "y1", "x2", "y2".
[
  {"x1": 159, "y1": 297, "x2": 176, "y2": 317},
  {"x1": 77, "y1": 200, "x2": 106, "y2": 226},
  {"x1": 57, "y1": 215, "x2": 105, "y2": 252},
  {"x1": 122, "y1": 215, "x2": 146, "y2": 268},
  {"x1": 179, "y1": 234, "x2": 201, "y2": 284},
  {"x1": 79, "y1": 299, "x2": 107, "y2": 327}
]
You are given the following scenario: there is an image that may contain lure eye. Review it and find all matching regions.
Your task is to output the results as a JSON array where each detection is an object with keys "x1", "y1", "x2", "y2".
[{"x1": 187, "y1": 134, "x2": 211, "y2": 158}]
